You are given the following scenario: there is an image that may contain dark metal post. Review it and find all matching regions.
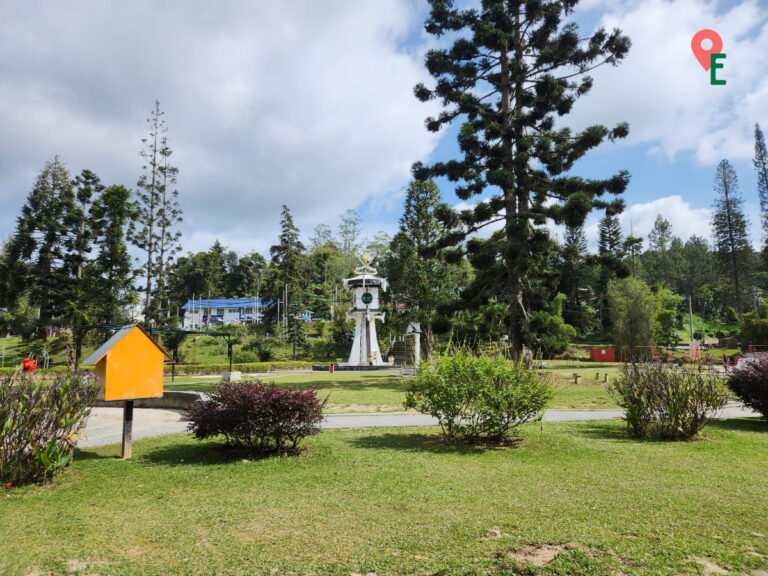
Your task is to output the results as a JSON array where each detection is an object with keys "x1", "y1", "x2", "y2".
[
  {"x1": 122, "y1": 400, "x2": 134, "y2": 459},
  {"x1": 171, "y1": 342, "x2": 178, "y2": 383},
  {"x1": 227, "y1": 337, "x2": 233, "y2": 372},
  {"x1": 74, "y1": 327, "x2": 83, "y2": 369}
]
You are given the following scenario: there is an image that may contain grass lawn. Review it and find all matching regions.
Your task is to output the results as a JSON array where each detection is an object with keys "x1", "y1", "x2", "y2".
[
  {"x1": 166, "y1": 372, "x2": 408, "y2": 414},
  {"x1": 165, "y1": 368, "x2": 621, "y2": 412},
  {"x1": 2, "y1": 419, "x2": 767, "y2": 575}
]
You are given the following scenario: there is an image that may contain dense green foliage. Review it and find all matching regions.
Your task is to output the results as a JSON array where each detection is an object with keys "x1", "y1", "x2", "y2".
[
  {"x1": 412, "y1": 0, "x2": 630, "y2": 356},
  {"x1": 404, "y1": 351, "x2": 553, "y2": 442},
  {"x1": 0, "y1": 368, "x2": 97, "y2": 485},
  {"x1": 385, "y1": 180, "x2": 470, "y2": 359},
  {"x1": 3, "y1": 158, "x2": 80, "y2": 338},
  {"x1": 611, "y1": 363, "x2": 729, "y2": 439}
]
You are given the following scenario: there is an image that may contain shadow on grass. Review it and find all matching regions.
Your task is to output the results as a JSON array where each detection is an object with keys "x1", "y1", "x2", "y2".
[
  {"x1": 138, "y1": 440, "x2": 258, "y2": 466},
  {"x1": 565, "y1": 420, "x2": 636, "y2": 443},
  {"x1": 708, "y1": 417, "x2": 767, "y2": 433},
  {"x1": 568, "y1": 417, "x2": 768, "y2": 444},
  {"x1": 73, "y1": 449, "x2": 115, "y2": 461},
  {"x1": 347, "y1": 431, "x2": 523, "y2": 455},
  {"x1": 75, "y1": 438, "x2": 245, "y2": 467}
]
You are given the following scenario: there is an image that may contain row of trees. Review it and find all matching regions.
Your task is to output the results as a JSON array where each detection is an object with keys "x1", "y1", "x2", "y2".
[
  {"x1": 0, "y1": 101, "x2": 182, "y2": 338},
  {"x1": 3, "y1": 0, "x2": 766, "y2": 362}
]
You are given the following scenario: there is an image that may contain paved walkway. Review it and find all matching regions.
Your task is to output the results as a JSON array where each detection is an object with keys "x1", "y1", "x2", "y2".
[{"x1": 78, "y1": 404, "x2": 759, "y2": 448}]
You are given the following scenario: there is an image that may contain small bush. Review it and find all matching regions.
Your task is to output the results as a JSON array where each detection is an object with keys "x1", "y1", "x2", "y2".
[
  {"x1": 187, "y1": 381, "x2": 327, "y2": 456},
  {"x1": 728, "y1": 357, "x2": 768, "y2": 420},
  {"x1": 1, "y1": 367, "x2": 97, "y2": 485},
  {"x1": 232, "y1": 350, "x2": 259, "y2": 363},
  {"x1": 611, "y1": 363, "x2": 729, "y2": 440},
  {"x1": 403, "y1": 352, "x2": 553, "y2": 443}
]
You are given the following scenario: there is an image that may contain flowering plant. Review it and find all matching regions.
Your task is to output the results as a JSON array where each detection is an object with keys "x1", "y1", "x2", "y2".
[
  {"x1": 21, "y1": 358, "x2": 37, "y2": 372},
  {"x1": 611, "y1": 362, "x2": 729, "y2": 440},
  {"x1": 1, "y1": 367, "x2": 97, "y2": 486}
]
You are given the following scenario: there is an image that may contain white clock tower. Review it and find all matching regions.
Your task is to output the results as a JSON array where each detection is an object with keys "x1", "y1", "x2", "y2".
[{"x1": 342, "y1": 253, "x2": 389, "y2": 366}]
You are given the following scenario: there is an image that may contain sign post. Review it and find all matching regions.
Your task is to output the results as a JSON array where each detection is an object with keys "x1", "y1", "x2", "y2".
[
  {"x1": 83, "y1": 325, "x2": 170, "y2": 459},
  {"x1": 122, "y1": 400, "x2": 134, "y2": 459}
]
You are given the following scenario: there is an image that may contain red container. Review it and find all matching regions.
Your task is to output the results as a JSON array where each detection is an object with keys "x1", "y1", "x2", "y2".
[{"x1": 590, "y1": 347, "x2": 615, "y2": 362}]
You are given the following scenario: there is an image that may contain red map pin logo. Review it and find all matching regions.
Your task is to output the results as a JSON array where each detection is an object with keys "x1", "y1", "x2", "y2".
[{"x1": 691, "y1": 29, "x2": 723, "y2": 70}]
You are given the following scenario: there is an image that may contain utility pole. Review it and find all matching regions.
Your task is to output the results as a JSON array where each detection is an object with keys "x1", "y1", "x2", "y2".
[{"x1": 689, "y1": 294, "x2": 695, "y2": 341}]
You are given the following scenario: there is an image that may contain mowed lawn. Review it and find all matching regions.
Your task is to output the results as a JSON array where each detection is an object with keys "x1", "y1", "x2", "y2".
[
  {"x1": 164, "y1": 368, "x2": 621, "y2": 412},
  {"x1": 2, "y1": 419, "x2": 767, "y2": 575}
]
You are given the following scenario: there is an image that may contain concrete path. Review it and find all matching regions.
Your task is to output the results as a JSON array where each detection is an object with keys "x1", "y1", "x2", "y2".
[{"x1": 78, "y1": 403, "x2": 759, "y2": 448}]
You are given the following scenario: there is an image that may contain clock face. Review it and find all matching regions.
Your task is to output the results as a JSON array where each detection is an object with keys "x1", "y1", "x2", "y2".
[{"x1": 361, "y1": 292, "x2": 373, "y2": 305}]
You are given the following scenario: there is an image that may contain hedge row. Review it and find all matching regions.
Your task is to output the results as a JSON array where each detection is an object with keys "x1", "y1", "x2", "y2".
[
  {"x1": 0, "y1": 365, "x2": 74, "y2": 378},
  {"x1": 0, "y1": 361, "x2": 314, "y2": 378},
  {"x1": 165, "y1": 361, "x2": 314, "y2": 375}
]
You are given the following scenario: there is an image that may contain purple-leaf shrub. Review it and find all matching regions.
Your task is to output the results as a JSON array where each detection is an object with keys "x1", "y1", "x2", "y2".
[
  {"x1": 187, "y1": 381, "x2": 327, "y2": 456},
  {"x1": 728, "y1": 357, "x2": 768, "y2": 420}
]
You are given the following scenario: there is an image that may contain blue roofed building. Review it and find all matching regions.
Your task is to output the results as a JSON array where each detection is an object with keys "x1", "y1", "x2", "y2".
[{"x1": 181, "y1": 298, "x2": 273, "y2": 329}]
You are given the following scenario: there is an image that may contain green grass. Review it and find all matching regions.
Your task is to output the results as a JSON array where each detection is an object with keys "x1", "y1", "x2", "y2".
[
  {"x1": 166, "y1": 369, "x2": 622, "y2": 412},
  {"x1": 0, "y1": 336, "x2": 23, "y2": 367},
  {"x1": 166, "y1": 371, "x2": 407, "y2": 413},
  {"x1": 2, "y1": 419, "x2": 767, "y2": 575}
]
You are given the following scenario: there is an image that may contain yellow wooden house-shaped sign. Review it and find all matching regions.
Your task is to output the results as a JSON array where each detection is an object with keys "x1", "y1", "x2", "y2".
[{"x1": 84, "y1": 325, "x2": 170, "y2": 401}]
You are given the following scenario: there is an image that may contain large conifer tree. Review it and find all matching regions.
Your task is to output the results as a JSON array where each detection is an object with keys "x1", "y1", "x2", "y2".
[
  {"x1": 129, "y1": 100, "x2": 182, "y2": 323},
  {"x1": 412, "y1": 0, "x2": 631, "y2": 355},
  {"x1": 87, "y1": 184, "x2": 136, "y2": 324},
  {"x1": 5, "y1": 157, "x2": 76, "y2": 337},
  {"x1": 387, "y1": 180, "x2": 467, "y2": 360},
  {"x1": 754, "y1": 123, "x2": 768, "y2": 261},
  {"x1": 269, "y1": 205, "x2": 307, "y2": 356},
  {"x1": 711, "y1": 159, "x2": 752, "y2": 312}
]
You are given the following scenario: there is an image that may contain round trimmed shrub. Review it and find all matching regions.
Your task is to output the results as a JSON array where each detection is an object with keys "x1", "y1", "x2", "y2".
[
  {"x1": 728, "y1": 357, "x2": 768, "y2": 420},
  {"x1": 403, "y1": 351, "x2": 553, "y2": 443}
]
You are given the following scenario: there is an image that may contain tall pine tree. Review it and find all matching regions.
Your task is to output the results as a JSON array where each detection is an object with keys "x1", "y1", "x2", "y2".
[
  {"x1": 387, "y1": 180, "x2": 467, "y2": 360},
  {"x1": 754, "y1": 123, "x2": 768, "y2": 261},
  {"x1": 87, "y1": 184, "x2": 136, "y2": 325},
  {"x1": 269, "y1": 206, "x2": 307, "y2": 357},
  {"x1": 5, "y1": 157, "x2": 76, "y2": 338},
  {"x1": 65, "y1": 169, "x2": 104, "y2": 326},
  {"x1": 412, "y1": 0, "x2": 630, "y2": 355},
  {"x1": 711, "y1": 159, "x2": 752, "y2": 313},
  {"x1": 129, "y1": 100, "x2": 183, "y2": 323},
  {"x1": 557, "y1": 224, "x2": 596, "y2": 335}
]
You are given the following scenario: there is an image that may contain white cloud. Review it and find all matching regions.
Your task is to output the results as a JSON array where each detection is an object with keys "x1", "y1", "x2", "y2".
[
  {"x1": 570, "y1": 0, "x2": 768, "y2": 164},
  {"x1": 0, "y1": 1, "x2": 440, "y2": 254},
  {"x1": 583, "y1": 194, "x2": 761, "y2": 250}
]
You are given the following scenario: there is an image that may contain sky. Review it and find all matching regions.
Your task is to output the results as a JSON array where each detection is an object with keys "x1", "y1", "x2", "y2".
[{"x1": 1, "y1": 0, "x2": 767, "y2": 258}]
